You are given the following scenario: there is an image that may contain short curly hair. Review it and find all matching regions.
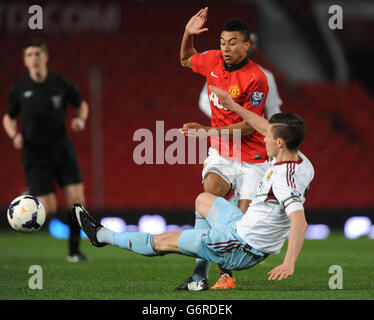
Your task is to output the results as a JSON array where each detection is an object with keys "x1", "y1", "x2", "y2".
[{"x1": 222, "y1": 18, "x2": 251, "y2": 42}]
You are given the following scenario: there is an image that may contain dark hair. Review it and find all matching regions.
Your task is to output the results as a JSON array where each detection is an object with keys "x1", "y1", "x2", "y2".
[
  {"x1": 23, "y1": 40, "x2": 48, "y2": 54},
  {"x1": 222, "y1": 18, "x2": 251, "y2": 42},
  {"x1": 269, "y1": 113, "x2": 306, "y2": 151}
]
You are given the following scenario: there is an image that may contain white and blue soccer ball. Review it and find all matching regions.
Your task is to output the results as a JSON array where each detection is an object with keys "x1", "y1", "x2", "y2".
[{"x1": 7, "y1": 195, "x2": 46, "y2": 232}]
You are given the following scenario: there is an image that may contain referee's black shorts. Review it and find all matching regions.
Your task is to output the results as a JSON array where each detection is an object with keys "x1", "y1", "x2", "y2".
[{"x1": 21, "y1": 136, "x2": 83, "y2": 196}]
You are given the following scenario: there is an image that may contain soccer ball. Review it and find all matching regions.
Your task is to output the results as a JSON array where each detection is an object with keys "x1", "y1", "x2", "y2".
[{"x1": 7, "y1": 195, "x2": 46, "y2": 232}]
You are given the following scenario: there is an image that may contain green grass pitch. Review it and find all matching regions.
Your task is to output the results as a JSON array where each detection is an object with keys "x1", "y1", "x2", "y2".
[{"x1": 0, "y1": 231, "x2": 373, "y2": 300}]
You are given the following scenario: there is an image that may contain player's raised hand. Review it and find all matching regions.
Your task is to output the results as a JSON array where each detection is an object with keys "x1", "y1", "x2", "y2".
[
  {"x1": 13, "y1": 133, "x2": 23, "y2": 150},
  {"x1": 71, "y1": 117, "x2": 86, "y2": 132},
  {"x1": 267, "y1": 263, "x2": 294, "y2": 281},
  {"x1": 185, "y1": 7, "x2": 209, "y2": 35}
]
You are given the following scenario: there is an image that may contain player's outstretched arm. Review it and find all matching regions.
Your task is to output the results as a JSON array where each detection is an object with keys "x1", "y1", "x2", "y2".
[
  {"x1": 180, "y1": 7, "x2": 209, "y2": 68},
  {"x1": 71, "y1": 100, "x2": 89, "y2": 132},
  {"x1": 179, "y1": 121, "x2": 254, "y2": 138},
  {"x1": 209, "y1": 85, "x2": 269, "y2": 137},
  {"x1": 267, "y1": 210, "x2": 308, "y2": 281}
]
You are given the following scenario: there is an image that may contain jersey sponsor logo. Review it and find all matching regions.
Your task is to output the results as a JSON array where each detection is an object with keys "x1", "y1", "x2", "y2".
[
  {"x1": 23, "y1": 90, "x2": 33, "y2": 98},
  {"x1": 51, "y1": 95, "x2": 62, "y2": 109},
  {"x1": 250, "y1": 91, "x2": 265, "y2": 107},
  {"x1": 228, "y1": 85, "x2": 240, "y2": 98},
  {"x1": 209, "y1": 91, "x2": 228, "y2": 111},
  {"x1": 210, "y1": 71, "x2": 219, "y2": 78}
]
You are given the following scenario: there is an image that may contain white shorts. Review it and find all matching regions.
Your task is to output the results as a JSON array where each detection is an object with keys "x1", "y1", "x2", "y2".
[{"x1": 202, "y1": 148, "x2": 269, "y2": 200}]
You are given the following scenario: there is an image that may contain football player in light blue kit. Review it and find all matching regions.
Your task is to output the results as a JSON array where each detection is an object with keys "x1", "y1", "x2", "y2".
[{"x1": 72, "y1": 85, "x2": 314, "y2": 289}]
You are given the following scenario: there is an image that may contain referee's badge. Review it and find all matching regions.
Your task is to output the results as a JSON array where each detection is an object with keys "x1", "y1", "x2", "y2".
[{"x1": 51, "y1": 95, "x2": 62, "y2": 109}]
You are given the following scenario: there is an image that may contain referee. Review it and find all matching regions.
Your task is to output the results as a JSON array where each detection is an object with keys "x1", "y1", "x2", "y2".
[{"x1": 2, "y1": 40, "x2": 89, "y2": 262}]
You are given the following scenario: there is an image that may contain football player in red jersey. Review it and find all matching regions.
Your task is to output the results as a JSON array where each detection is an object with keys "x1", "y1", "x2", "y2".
[{"x1": 178, "y1": 7, "x2": 269, "y2": 290}]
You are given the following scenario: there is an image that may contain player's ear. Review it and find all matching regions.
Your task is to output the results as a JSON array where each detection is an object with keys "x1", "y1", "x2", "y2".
[
  {"x1": 246, "y1": 40, "x2": 250, "y2": 51},
  {"x1": 277, "y1": 137, "x2": 285, "y2": 149}
]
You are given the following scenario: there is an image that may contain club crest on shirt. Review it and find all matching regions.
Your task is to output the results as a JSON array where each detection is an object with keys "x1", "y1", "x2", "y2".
[
  {"x1": 51, "y1": 95, "x2": 62, "y2": 109},
  {"x1": 229, "y1": 85, "x2": 241, "y2": 98},
  {"x1": 250, "y1": 91, "x2": 264, "y2": 107}
]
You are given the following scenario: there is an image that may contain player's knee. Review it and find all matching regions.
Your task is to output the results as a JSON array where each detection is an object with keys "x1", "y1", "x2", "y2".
[
  {"x1": 195, "y1": 192, "x2": 208, "y2": 214},
  {"x1": 195, "y1": 192, "x2": 217, "y2": 216},
  {"x1": 203, "y1": 174, "x2": 229, "y2": 196},
  {"x1": 238, "y1": 200, "x2": 251, "y2": 213}
]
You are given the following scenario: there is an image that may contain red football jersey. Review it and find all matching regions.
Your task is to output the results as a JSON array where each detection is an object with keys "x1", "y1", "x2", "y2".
[{"x1": 191, "y1": 50, "x2": 268, "y2": 163}]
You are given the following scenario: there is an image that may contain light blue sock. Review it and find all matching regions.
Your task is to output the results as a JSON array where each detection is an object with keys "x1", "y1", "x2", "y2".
[
  {"x1": 113, "y1": 232, "x2": 157, "y2": 256},
  {"x1": 192, "y1": 212, "x2": 211, "y2": 281},
  {"x1": 96, "y1": 227, "x2": 157, "y2": 256},
  {"x1": 96, "y1": 227, "x2": 114, "y2": 245}
]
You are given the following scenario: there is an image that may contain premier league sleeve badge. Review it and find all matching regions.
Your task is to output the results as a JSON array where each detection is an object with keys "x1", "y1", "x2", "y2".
[{"x1": 250, "y1": 91, "x2": 265, "y2": 107}]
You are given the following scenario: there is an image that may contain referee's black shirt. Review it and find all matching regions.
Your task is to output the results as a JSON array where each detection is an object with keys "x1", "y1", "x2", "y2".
[{"x1": 7, "y1": 72, "x2": 82, "y2": 146}]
